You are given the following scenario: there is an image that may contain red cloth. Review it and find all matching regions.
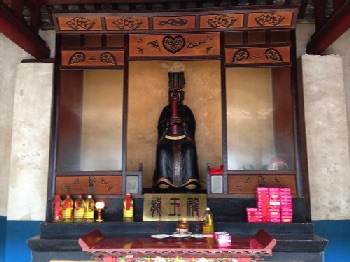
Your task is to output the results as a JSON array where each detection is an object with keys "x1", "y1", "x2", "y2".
[{"x1": 209, "y1": 165, "x2": 223, "y2": 175}]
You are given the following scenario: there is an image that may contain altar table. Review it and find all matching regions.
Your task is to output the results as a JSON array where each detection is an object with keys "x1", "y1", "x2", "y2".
[{"x1": 78, "y1": 229, "x2": 276, "y2": 262}]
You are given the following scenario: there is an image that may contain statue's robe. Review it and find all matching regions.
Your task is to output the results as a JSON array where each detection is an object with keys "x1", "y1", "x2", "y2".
[{"x1": 153, "y1": 103, "x2": 201, "y2": 193}]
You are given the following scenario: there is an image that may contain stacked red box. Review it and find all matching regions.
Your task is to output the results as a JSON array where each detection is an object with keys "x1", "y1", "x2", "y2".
[
  {"x1": 256, "y1": 187, "x2": 270, "y2": 222},
  {"x1": 246, "y1": 207, "x2": 261, "y2": 223},
  {"x1": 268, "y1": 187, "x2": 281, "y2": 206},
  {"x1": 269, "y1": 207, "x2": 281, "y2": 222},
  {"x1": 246, "y1": 187, "x2": 293, "y2": 223},
  {"x1": 215, "y1": 232, "x2": 231, "y2": 247},
  {"x1": 280, "y1": 187, "x2": 293, "y2": 223}
]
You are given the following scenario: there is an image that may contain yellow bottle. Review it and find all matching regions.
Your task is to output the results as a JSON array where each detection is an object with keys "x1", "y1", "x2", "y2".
[
  {"x1": 202, "y1": 207, "x2": 214, "y2": 234},
  {"x1": 62, "y1": 194, "x2": 74, "y2": 223},
  {"x1": 123, "y1": 193, "x2": 134, "y2": 222},
  {"x1": 73, "y1": 194, "x2": 85, "y2": 223},
  {"x1": 84, "y1": 195, "x2": 95, "y2": 222}
]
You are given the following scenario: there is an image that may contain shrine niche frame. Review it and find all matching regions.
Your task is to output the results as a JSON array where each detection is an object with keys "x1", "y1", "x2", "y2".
[{"x1": 50, "y1": 5, "x2": 308, "y2": 216}]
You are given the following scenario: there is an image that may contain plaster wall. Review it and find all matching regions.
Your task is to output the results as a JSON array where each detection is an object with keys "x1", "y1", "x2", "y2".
[
  {"x1": 0, "y1": 30, "x2": 54, "y2": 219},
  {"x1": 0, "y1": 34, "x2": 32, "y2": 217},
  {"x1": 322, "y1": 31, "x2": 350, "y2": 158},
  {"x1": 302, "y1": 55, "x2": 350, "y2": 220},
  {"x1": 7, "y1": 63, "x2": 53, "y2": 221},
  {"x1": 1, "y1": 24, "x2": 350, "y2": 220}
]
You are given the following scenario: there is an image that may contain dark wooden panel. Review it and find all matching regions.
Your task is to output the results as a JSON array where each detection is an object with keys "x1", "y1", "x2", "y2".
[
  {"x1": 228, "y1": 174, "x2": 297, "y2": 195},
  {"x1": 56, "y1": 176, "x2": 89, "y2": 195},
  {"x1": 93, "y1": 176, "x2": 123, "y2": 194},
  {"x1": 272, "y1": 67, "x2": 295, "y2": 169},
  {"x1": 57, "y1": 70, "x2": 83, "y2": 170}
]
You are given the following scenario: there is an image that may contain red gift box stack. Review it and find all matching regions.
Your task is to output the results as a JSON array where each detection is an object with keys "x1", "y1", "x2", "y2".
[{"x1": 246, "y1": 187, "x2": 293, "y2": 223}]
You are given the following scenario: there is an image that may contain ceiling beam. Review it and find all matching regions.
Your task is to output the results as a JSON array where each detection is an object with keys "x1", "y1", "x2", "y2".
[
  {"x1": 306, "y1": 0, "x2": 350, "y2": 55},
  {"x1": 0, "y1": 2, "x2": 50, "y2": 58}
]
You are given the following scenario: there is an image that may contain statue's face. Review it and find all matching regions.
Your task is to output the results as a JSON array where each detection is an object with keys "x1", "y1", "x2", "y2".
[
  {"x1": 169, "y1": 91, "x2": 184, "y2": 104},
  {"x1": 172, "y1": 94, "x2": 179, "y2": 102}
]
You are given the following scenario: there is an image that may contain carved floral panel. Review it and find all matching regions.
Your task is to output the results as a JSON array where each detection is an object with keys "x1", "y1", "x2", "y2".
[
  {"x1": 105, "y1": 16, "x2": 150, "y2": 31},
  {"x1": 61, "y1": 50, "x2": 124, "y2": 67},
  {"x1": 200, "y1": 14, "x2": 244, "y2": 29},
  {"x1": 225, "y1": 46, "x2": 290, "y2": 65},
  {"x1": 228, "y1": 174, "x2": 297, "y2": 195},
  {"x1": 247, "y1": 12, "x2": 294, "y2": 28},
  {"x1": 129, "y1": 33, "x2": 220, "y2": 57},
  {"x1": 58, "y1": 17, "x2": 103, "y2": 31},
  {"x1": 55, "y1": 176, "x2": 122, "y2": 195}
]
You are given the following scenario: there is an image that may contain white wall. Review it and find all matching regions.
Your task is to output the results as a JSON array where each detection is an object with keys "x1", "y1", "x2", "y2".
[
  {"x1": 302, "y1": 54, "x2": 350, "y2": 220},
  {"x1": 7, "y1": 62, "x2": 53, "y2": 221},
  {"x1": 0, "y1": 34, "x2": 32, "y2": 216},
  {"x1": 0, "y1": 31, "x2": 55, "y2": 219},
  {"x1": 1, "y1": 24, "x2": 350, "y2": 220}
]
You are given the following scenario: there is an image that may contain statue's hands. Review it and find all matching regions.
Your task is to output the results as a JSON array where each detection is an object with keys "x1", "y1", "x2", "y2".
[{"x1": 170, "y1": 116, "x2": 182, "y2": 126}]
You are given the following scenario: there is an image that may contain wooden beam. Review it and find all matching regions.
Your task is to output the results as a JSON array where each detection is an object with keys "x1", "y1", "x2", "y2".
[
  {"x1": 0, "y1": 2, "x2": 50, "y2": 58},
  {"x1": 42, "y1": 0, "x2": 195, "y2": 4},
  {"x1": 306, "y1": 0, "x2": 350, "y2": 55},
  {"x1": 313, "y1": 0, "x2": 328, "y2": 31},
  {"x1": 297, "y1": 0, "x2": 309, "y2": 20}
]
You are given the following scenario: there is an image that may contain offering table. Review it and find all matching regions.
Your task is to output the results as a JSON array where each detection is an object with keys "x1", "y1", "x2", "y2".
[{"x1": 78, "y1": 229, "x2": 276, "y2": 262}]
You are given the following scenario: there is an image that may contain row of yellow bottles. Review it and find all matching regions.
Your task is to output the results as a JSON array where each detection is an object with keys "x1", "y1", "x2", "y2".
[
  {"x1": 52, "y1": 194, "x2": 134, "y2": 223},
  {"x1": 52, "y1": 194, "x2": 95, "y2": 223}
]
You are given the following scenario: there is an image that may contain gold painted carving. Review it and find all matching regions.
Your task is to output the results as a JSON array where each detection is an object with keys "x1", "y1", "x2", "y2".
[
  {"x1": 58, "y1": 17, "x2": 102, "y2": 31},
  {"x1": 225, "y1": 46, "x2": 290, "y2": 65},
  {"x1": 61, "y1": 50, "x2": 124, "y2": 67},
  {"x1": 129, "y1": 33, "x2": 220, "y2": 57}
]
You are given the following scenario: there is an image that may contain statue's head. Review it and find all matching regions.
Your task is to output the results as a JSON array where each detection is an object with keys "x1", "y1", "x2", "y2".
[{"x1": 168, "y1": 72, "x2": 185, "y2": 104}]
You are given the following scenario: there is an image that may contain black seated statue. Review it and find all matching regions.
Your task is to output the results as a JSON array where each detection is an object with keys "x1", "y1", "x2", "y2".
[{"x1": 152, "y1": 72, "x2": 201, "y2": 193}]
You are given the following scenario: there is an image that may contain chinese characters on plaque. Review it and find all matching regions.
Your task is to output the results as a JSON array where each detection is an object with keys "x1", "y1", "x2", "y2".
[{"x1": 143, "y1": 194, "x2": 207, "y2": 221}]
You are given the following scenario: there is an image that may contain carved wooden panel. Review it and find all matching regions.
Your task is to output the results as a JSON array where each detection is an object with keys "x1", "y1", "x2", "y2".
[
  {"x1": 129, "y1": 33, "x2": 220, "y2": 57},
  {"x1": 227, "y1": 174, "x2": 297, "y2": 195},
  {"x1": 225, "y1": 46, "x2": 290, "y2": 65},
  {"x1": 54, "y1": 8, "x2": 298, "y2": 33},
  {"x1": 57, "y1": 17, "x2": 103, "y2": 31},
  {"x1": 153, "y1": 16, "x2": 196, "y2": 30},
  {"x1": 56, "y1": 176, "x2": 122, "y2": 195},
  {"x1": 200, "y1": 14, "x2": 244, "y2": 29},
  {"x1": 61, "y1": 50, "x2": 124, "y2": 67},
  {"x1": 247, "y1": 12, "x2": 294, "y2": 28},
  {"x1": 105, "y1": 16, "x2": 150, "y2": 31},
  {"x1": 93, "y1": 176, "x2": 123, "y2": 195}
]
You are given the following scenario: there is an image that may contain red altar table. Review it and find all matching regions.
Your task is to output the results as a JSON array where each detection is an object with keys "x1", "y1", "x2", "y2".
[{"x1": 78, "y1": 229, "x2": 276, "y2": 262}]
